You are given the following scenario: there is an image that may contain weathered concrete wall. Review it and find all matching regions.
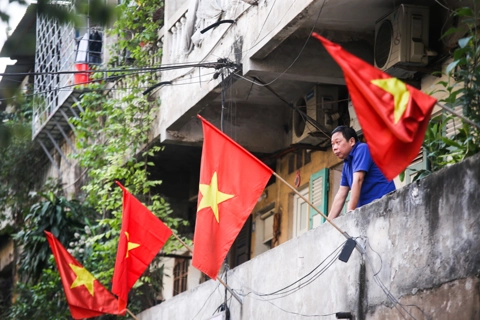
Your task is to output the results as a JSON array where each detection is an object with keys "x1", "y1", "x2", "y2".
[{"x1": 138, "y1": 153, "x2": 480, "y2": 319}]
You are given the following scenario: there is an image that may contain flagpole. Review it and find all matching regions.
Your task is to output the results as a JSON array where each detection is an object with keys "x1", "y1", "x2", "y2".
[
  {"x1": 171, "y1": 232, "x2": 194, "y2": 254},
  {"x1": 170, "y1": 232, "x2": 244, "y2": 304},
  {"x1": 126, "y1": 308, "x2": 139, "y2": 320},
  {"x1": 435, "y1": 102, "x2": 480, "y2": 130},
  {"x1": 272, "y1": 172, "x2": 350, "y2": 239}
]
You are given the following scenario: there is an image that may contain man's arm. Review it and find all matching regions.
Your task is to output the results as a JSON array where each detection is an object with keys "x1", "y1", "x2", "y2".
[
  {"x1": 327, "y1": 186, "x2": 350, "y2": 219},
  {"x1": 347, "y1": 171, "x2": 365, "y2": 211}
]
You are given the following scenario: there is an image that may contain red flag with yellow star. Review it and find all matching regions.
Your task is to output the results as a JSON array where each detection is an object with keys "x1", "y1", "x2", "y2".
[
  {"x1": 312, "y1": 33, "x2": 437, "y2": 180},
  {"x1": 193, "y1": 116, "x2": 273, "y2": 279},
  {"x1": 45, "y1": 231, "x2": 125, "y2": 319},
  {"x1": 112, "y1": 182, "x2": 172, "y2": 306}
]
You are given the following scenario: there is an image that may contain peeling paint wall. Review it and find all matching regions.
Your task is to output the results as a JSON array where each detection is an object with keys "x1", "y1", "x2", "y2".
[{"x1": 138, "y1": 153, "x2": 480, "y2": 320}]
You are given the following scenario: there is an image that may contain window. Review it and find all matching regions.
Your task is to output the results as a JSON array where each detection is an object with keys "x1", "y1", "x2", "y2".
[
  {"x1": 199, "y1": 273, "x2": 210, "y2": 284},
  {"x1": 295, "y1": 150, "x2": 303, "y2": 170},
  {"x1": 445, "y1": 107, "x2": 463, "y2": 137},
  {"x1": 310, "y1": 168, "x2": 329, "y2": 227},
  {"x1": 288, "y1": 150, "x2": 312, "y2": 175},
  {"x1": 293, "y1": 187, "x2": 309, "y2": 237},
  {"x1": 253, "y1": 204, "x2": 275, "y2": 256},
  {"x1": 288, "y1": 154, "x2": 295, "y2": 174},
  {"x1": 229, "y1": 216, "x2": 252, "y2": 268},
  {"x1": 404, "y1": 148, "x2": 427, "y2": 184},
  {"x1": 304, "y1": 149, "x2": 312, "y2": 164},
  {"x1": 173, "y1": 258, "x2": 189, "y2": 296}
]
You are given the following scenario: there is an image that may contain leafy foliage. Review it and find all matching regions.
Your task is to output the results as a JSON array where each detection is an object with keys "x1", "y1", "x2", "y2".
[
  {"x1": 0, "y1": 95, "x2": 40, "y2": 231},
  {"x1": 109, "y1": 0, "x2": 164, "y2": 65},
  {"x1": 13, "y1": 191, "x2": 92, "y2": 283},
  {"x1": 4, "y1": 0, "x2": 179, "y2": 317},
  {"x1": 5, "y1": 265, "x2": 70, "y2": 319},
  {"x1": 407, "y1": 2, "x2": 480, "y2": 182},
  {"x1": 64, "y1": 0, "x2": 185, "y2": 313},
  {"x1": 434, "y1": 4, "x2": 480, "y2": 153}
]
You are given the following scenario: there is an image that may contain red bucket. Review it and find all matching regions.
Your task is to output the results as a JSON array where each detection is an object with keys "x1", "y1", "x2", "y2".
[{"x1": 74, "y1": 63, "x2": 90, "y2": 85}]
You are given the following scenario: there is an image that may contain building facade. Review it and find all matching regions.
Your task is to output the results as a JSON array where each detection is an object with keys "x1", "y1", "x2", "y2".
[{"x1": 1, "y1": 0, "x2": 476, "y2": 316}]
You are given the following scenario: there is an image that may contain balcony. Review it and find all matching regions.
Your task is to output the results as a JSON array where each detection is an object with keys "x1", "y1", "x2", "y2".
[{"x1": 32, "y1": 1, "x2": 104, "y2": 173}]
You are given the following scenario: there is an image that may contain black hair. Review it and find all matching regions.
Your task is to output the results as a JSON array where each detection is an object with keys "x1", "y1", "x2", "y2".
[{"x1": 331, "y1": 126, "x2": 358, "y2": 143}]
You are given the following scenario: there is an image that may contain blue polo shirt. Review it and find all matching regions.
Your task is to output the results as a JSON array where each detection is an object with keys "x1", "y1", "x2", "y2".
[{"x1": 341, "y1": 142, "x2": 395, "y2": 207}]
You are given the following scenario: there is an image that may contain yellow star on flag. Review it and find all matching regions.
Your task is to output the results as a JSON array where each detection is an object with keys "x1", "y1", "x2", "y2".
[
  {"x1": 125, "y1": 231, "x2": 140, "y2": 258},
  {"x1": 197, "y1": 172, "x2": 234, "y2": 223},
  {"x1": 371, "y1": 78, "x2": 411, "y2": 124},
  {"x1": 70, "y1": 264, "x2": 96, "y2": 296}
]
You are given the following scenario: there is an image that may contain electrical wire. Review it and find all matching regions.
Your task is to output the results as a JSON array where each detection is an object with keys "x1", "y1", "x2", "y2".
[
  {"x1": 238, "y1": 240, "x2": 345, "y2": 301},
  {"x1": 0, "y1": 71, "x2": 219, "y2": 103},
  {"x1": 243, "y1": 293, "x2": 338, "y2": 318},
  {"x1": 236, "y1": 0, "x2": 299, "y2": 61},
  {"x1": 363, "y1": 237, "x2": 429, "y2": 320},
  {"x1": 250, "y1": 0, "x2": 278, "y2": 47},
  {"x1": 434, "y1": 0, "x2": 452, "y2": 12},
  {"x1": 192, "y1": 282, "x2": 221, "y2": 320},
  {"x1": 230, "y1": 72, "x2": 332, "y2": 142},
  {"x1": 234, "y1": 0, "x2": 327, "y2": 88},
  {"x1": 0, "y1": 61, "x2": 223, "y2": 77}
]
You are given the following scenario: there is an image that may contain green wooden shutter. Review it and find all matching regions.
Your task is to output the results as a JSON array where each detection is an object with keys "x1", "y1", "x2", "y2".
[
  {"x1": 310, "y1": 168, "x2": 329, "y2": 227},
  {"x1": 405, "y1": 148, "x2": 427, "y2": 183},
  {"x1": 230, "y1": 215, "x2": 252, "y2": 268}
]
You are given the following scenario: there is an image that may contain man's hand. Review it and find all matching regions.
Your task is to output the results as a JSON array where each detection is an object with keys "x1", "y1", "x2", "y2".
[{"x1": 327, "y1": 186, "x2": 350, "y2": 219}]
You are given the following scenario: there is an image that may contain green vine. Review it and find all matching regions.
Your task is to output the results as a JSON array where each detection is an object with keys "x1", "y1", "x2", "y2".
[
  {"x1": 4, "y1": 0, "x2": 188, "y2": 317},
  {"x1": 405, "y1": 2, "x2": 480, "y2": 182},
  {"x1": 68, "y1": 0, "x2": 188, "y2": 313}
]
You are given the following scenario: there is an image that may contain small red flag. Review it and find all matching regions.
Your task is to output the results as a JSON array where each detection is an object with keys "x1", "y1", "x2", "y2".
[
  {"x1": 112, "y1": 182, "x2": 173, "y2": 305},
  {"x1": 312, "y1": 32, "x2": 437, "y2": 180},
  {"x1": 193, "y1": 116, "x2": 273, "y2": 279},
  {"x1": 45, "y1": 231, "x2": 125, "y2": 319}
]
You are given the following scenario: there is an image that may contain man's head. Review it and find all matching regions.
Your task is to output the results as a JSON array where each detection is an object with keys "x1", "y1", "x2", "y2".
[{"x1": 331, "y1": 126, "x2": 358, "y2": 160}]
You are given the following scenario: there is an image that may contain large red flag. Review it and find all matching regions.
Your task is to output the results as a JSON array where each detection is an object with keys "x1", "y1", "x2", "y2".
[
  {"x1": 193, "y1": 115, "x2": 273, "y2": 279},
  {"x1": 312, "y1": 32, "x2": 437, "y2": 180},
  {"x1": 112, "y1": 182, "x2": 172, "y2": 305},
  {"x1": 45, "y1": 231, "x2": 125, "y2": 319}
]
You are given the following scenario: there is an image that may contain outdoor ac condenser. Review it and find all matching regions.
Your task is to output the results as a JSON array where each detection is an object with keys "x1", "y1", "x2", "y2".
[
  {"x1": 292, "y1": 86, "x2": 339, "y2": 145},
  {"x1": 374, "y1": 4, "x2": 430, "y2": 75}
]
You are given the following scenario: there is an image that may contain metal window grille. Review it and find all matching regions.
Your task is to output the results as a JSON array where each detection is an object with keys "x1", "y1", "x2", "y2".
[
  {"x1": 173, "y1": 258, "x2": 189, "y2": 296},
  {"x1": 33, "y1": 1, "x2": 76, "y2": 137}
]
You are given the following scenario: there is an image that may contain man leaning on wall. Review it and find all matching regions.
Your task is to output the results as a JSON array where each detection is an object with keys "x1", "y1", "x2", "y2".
[{"x1": 328, "y1": 126, "x2": 395, "y2": 219}]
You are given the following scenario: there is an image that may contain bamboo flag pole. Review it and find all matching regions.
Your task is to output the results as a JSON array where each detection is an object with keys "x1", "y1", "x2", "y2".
[
  {"x1": 126, "y1": 308, "x2": 139, "y2": 320},
  {"x1": 436, "y1": 102, "x2": 480, "y2": 130},
  {"x1": 272, "y1": 172, "x2": 350, "y2": 240},
  {"x1": 170, "y1": 232, "x2": 243, "y2": 304}
]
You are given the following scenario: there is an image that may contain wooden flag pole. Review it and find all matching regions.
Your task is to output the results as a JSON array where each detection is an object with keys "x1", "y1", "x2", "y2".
[
  {"x1": 170, "y1": 232, "x2": 243, "y2": 304},
  {"x1": 435, "y1": 102, "x2": 480, "y2": 130},
  {"x1": 126, "y1": 308, "x2": 139, "y2": 320},
  {"x1": 272, "y1": 172, "x2": 350, "y2": 239},
  {"x1": 171, "y1": 232, "x2": 193, "y2": 254}
]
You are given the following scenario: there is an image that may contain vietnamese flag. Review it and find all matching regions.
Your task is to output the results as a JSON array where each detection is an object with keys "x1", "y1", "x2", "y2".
[
  {"x1": 193, "y1": 115, "x2": 273, "y2": 279},
  {"x1": 311, "y1": 32, "x2": 437, "y2": 180},
  {"x1": 112, "y1": 182, "x2": 172, "y2": 305},
  {"x1": 45, "y1": 231, "x2": 126, "y2": 319}
]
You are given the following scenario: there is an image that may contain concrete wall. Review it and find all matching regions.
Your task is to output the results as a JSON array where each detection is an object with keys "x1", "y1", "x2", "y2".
[{"x1": 138, "y1": 153, "x2": 480, "y2": 319}]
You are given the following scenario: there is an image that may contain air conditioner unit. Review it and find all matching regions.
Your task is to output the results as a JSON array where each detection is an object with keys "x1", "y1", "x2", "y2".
[
  {"x1": 292, "y1": 86, "x2": 340, "y2": 144},
  {"x1": 347, "y1": 101, "x2": 362, "y2": 134},
  {"x1": 374, "y1": 5, "x2": 429, "y2": 77}
]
